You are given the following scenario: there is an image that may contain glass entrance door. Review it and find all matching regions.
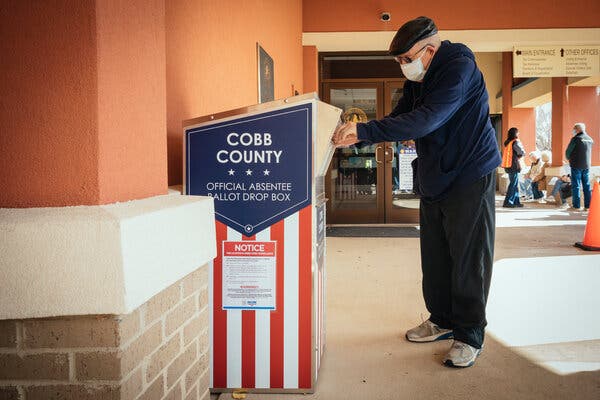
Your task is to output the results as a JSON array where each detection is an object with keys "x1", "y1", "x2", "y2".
[
  {"x1": 323, "y1": 80, "x2": 419, "y2": 224},
  {"x1": 384, "y1": 81, "x2": 420, "y2": 223},
  {"x1": 323, "y1": 82, "x2": 384, "y2": 223}
]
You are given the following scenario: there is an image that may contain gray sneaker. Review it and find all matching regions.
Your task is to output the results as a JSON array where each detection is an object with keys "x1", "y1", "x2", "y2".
[
  {"x1": 442, "y1": 340, "x2": 482, "y2": 368},
  {"x1": 405, "y1": 320, "x2": 453, "y2": 343}
]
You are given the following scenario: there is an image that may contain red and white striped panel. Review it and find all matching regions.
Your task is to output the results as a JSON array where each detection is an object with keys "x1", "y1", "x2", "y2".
[{"x1": 209, "y1": 206, "x2": 312, "y2": 390}]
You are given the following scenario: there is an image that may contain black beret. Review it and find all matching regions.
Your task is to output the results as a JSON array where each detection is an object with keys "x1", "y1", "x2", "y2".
[{"x1": 389, "y1": 16, "x2": 438, "y2": 56}]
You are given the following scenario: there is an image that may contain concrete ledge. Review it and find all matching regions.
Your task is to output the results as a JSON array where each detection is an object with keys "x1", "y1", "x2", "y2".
[
  {"x1": 545, "y1": 166, "x2": 600, "y2": 186},
  {"x1": 0, "y1": 194, "x2": 216, "y2": 319}
]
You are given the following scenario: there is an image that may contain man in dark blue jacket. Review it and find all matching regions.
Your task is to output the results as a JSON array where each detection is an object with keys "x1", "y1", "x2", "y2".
[
  {"x1": 566, "y1": 122, "x2": 594, "y2": 210},
  {"x1": 333, "y1": 16, "x2": 501, "y2": 368}
]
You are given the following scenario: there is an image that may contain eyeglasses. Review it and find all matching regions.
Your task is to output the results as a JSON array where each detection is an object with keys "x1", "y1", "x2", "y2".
[{"x1": 393, "y1": 45, "x2": 430, "y2": 64}]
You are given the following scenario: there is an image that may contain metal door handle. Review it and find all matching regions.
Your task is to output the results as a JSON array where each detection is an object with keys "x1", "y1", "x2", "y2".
[
  {"x1": 375, "y1": 145, "x2": 383, "y2": 164},
  {"x1": 386, "y1": 146, "x2": 394, "y2": 163}
]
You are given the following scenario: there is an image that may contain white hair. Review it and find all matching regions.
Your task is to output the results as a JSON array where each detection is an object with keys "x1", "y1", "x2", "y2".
[
  {"x1": 413, "y1": 33, "x2": 442, "y2": 51},
  {"x1": 529, "y1": 150, "x2": 541, "y2": 159},
  {"x1": 574, "y1": 122, "x2": 586, "y2": 132},
  {"x1": 541, "y1": 150, "x2": 551, "y2": 163}
]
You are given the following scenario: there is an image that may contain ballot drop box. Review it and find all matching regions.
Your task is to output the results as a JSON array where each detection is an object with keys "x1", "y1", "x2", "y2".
[{"x1": 183, "y1": 93, "x2": 341, "y2": 393}]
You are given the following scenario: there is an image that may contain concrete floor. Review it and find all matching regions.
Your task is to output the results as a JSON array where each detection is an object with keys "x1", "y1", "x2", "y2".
[{"x1": 215, "y1": 196, "x2": 600, "y2": 400}]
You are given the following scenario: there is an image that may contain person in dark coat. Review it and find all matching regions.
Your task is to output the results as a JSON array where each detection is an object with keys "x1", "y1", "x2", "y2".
[
  {"x1": 332, "y1": 16, "x2": 501, "y2": 368},
  {"x1": 501, "y1": 127, "x2": 525, "y2": 208},
  {"x1": 566, "y1": 122, "x2": 594, "y2": 210}
]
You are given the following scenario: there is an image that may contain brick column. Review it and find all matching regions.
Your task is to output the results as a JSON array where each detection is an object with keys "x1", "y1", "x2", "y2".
[
  {"x1": 501, "y1": 52, "x2": 517, "y2": 143},
  {"x1": 0, "y1": 267, "x2": 210, "y2": 400},
  {"x1": 551, "y1": 78, "x2": 570, "y2": 166},
  {"x1": 501, "y1": 53, "x2": 536, "y2": 162}
]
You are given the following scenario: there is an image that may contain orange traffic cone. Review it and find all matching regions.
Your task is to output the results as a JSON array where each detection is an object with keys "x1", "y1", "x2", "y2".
[{"x1": 575, "y1": 180, "x2": 600, "y2": 251}]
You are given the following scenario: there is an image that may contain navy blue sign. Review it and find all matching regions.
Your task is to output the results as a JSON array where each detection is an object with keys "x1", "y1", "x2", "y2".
[{"x1": 185, "y1": 103, "x2": 312, "y2": 236}]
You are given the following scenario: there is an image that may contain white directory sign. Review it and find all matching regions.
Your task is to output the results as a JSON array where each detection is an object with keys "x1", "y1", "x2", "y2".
[
  {"x1": 513, "y1": 46, "x2": 600, "y2": 77},
  {"x1": 398, "y1": 148, "x2": 417, "y2": 191},
  {"x1": 222, "y1": 241, "x2": 276, "y2": 310}
]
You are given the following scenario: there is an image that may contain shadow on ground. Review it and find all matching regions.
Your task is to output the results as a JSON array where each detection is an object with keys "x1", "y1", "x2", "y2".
[{"x1": 213, "y1": 201, "x2": 600, "y2": 400}]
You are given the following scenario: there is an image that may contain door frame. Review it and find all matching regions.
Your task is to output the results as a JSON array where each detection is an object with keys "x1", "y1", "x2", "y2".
[
  {"x1": 383, "y1": 80, "x2": 420, "y2": 224},
  {"x1": 321, "y1": 79, "x2": 419, "y2": 224},
  {"x1": 322, "y1": 81, "x2": 385, "y2": 223}
]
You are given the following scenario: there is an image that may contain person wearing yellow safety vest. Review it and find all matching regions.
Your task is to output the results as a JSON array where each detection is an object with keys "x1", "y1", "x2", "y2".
[{"x1": 502, "y1": 127, "x2": 526, "y2": 208}]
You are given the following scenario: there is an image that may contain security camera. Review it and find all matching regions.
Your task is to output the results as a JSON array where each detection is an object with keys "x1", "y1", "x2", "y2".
[{"x1": 380, "y1": 12, "x2": 391, "y2": 22}]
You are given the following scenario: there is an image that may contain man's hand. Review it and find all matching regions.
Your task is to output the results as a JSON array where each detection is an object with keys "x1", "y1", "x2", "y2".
[{"x1": 332, "y1": 122, "x2": 360, "y2": 147}]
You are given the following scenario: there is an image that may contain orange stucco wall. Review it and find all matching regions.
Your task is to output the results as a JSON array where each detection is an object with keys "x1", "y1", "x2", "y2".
[
  {"x1": 303, "y1": 46, "x2": 319, "y2": 94},
  {"x1": 0, "y1": 1, "x2": 167, "y2": 208},
  {"x1": 552, "y1": 81, "x2": 600, "y2": 167},
  {"x1": 552, "y1": 78, "x2": 571, "y2": 166},
  {"x1": 566, "y1": 87, "x2": 600, "y2": 166},
  {"x1": 0, "y1": 2, "x2": 100, "y2": 207},
  {"x1": 96, "y1": 0, "x2": 168, "y2": 204},
  {"x1": 2, "y1": 1, "x2": 596, "y2": 207},
  {"x1": 165, "y1": 0, "x2": 303, "y2": 186},
  {"x1": 510, "y1": 109, "x2": 536, "y2": 163},
  {"x1": 303, "y1": 0, "x2": 600, "y2": 32},
  {"x1": 501, "y1": 53, "x2": 536, "y2": 164}
]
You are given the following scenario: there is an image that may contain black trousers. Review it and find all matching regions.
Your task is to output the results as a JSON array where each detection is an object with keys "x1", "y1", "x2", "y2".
[{"x1": 419, "y1": 172, "x2": 495, "y2": 349}]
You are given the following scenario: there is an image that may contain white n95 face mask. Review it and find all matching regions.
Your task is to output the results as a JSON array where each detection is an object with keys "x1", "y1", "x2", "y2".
[{"x1": 401, "y1": 52, "x2": 427, "y2": 82}]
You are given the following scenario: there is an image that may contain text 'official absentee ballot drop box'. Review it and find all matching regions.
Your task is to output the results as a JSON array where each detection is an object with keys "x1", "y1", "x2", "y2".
[{"x1": 183, "y1": 93, "x2": 341, "y2": 394}]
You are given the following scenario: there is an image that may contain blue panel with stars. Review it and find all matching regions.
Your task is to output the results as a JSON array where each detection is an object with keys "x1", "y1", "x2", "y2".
[{"x1": 185, "y1": 103, "x2": 312, "y2": 236}]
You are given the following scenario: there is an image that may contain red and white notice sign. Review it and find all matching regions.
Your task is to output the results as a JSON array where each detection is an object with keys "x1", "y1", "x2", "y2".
[{"x1": 222, "y1": 241, "x2": 276, "y2": 310}]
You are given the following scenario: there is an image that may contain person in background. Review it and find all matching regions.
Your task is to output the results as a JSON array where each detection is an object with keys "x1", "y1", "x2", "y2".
[
  {"x1": 521, "y1": 151, "x2": 541, "y2": 201},
  {"x1": 531, "y1": 150, "x2": 551, "y2": 203},
  {"x1": 501, "y1": 127, "x2": 525, "y2": 208},
  {"x1": 332, "y1": 16, "x2": 500, "y2": 368},
  {"x1": 566, "y1": 122, "x2": 594, "y2": 211},
  {"x1": 547, "y1": 163, "x2": 571, "y2": 207}
]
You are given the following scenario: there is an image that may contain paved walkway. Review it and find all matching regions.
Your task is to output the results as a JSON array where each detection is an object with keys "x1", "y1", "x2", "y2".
[{"x1": 214, "y1": 195, "x2": 600, "y2": 399}]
